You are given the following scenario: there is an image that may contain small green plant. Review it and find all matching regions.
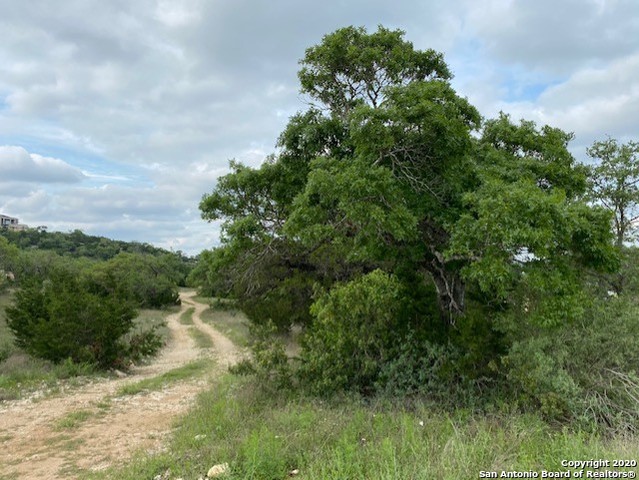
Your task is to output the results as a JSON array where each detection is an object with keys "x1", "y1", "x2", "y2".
[
  {"x1": 6, "y1": 269, "x2": 137, "y2": 369},
  {"x1": 230, "y1": 320, "x2": 292, "y2": 391},
  {"x1": 54, "y1": 409, "x2": 94, "y2": 430},
  {"x1": 124, "y1": 325, "x2": 165, "y2": 364}
]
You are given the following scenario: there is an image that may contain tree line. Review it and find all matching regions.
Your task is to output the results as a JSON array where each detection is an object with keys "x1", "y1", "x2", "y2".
[{"x1": 1, "y1": 230, "x2": 192, "y2": 369}]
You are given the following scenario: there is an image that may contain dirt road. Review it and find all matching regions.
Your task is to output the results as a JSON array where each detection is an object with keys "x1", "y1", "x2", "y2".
[{"x1": 0, "y1": 291, "x2": 242, "y2": 480}]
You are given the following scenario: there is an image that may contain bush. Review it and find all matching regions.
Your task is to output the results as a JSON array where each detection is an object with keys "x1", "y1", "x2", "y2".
[
  {"x1": 0, "y1": 344, "x2": 10, "y2": 364},
  {"x1": 500, "y1": 296, "x2": 639, "y2": 433},
  {"x1": 240, "y1": 274, "x2": 315, "y2": 332},
  {"x1": 299, "y1": 270, "x2": 405, "y2": 394},
  {"x1": 89, "y1": 252, "x2": 180, "y2": 309},
  {"x1": 230, "y1": 320, "x2": 292, "y2": 391},
  {"x1": 124, "y1": 324, "x2": 165, "y2": 364},
  {"x1": 375, "y1": 336, "x2": 457, "y2": 398},
  {"x1": 5, "y1": 269, "x2": 145, "y2": 369}
]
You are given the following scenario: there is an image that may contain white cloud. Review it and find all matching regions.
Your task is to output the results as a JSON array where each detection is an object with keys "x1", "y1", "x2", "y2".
[
  {"x1": 0, "y1": 146, "x2": 86, "y2": 183},
  {"x1": 0, "y1": 1, "x2": 637, "y2": 254},
  {"x1": 484, "y1": 52, "x2": 639, "y2": 155},
  {"x1": 154, "y1": 0, "x2": 202, "y2": 28},
  {"x1": 464, "y1": 0, "x2": 639, "y2": 74}
]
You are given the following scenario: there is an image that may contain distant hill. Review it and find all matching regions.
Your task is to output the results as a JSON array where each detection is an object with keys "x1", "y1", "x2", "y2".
[{"x1": 0, "y1": 227, "x2": 191, "y2": 262}]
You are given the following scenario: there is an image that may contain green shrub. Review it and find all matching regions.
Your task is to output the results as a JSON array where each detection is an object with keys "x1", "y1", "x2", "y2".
[
  {"x1": 0, "y1": 344, "x2": 10, "y2": 364},
  {"x1": 230, "y1": 320, "x2": 292, "y2": 391},
  {"x1": 5, "y1": 269, "x2": 142, "y2": 369},
  {"x1": 88, "y1": 252, "x2": 180, "y2": 309},
  {"x1": 240, "y1": 274, "x2": 315, "y2": 332},
  {"x1": 124, "y1": 324, "x2": 165, "y2": 364},
  {"x1": 375, "y1": 337, "x2": 456, "y2": 397},
  {"x1": 500, "y1": 296, "x2": 639, "y2": 432},
  {"x1": 299, "y1": 270, "x2": 405, "y2": 394}
]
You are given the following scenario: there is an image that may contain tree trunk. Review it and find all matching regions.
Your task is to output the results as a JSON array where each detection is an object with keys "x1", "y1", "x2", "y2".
[
  {"x1": 419, "y1": 218, "x2": 466, "y2": 325},
  {"x1": 424, "y1": 254, "x2": 466, "y2": 325}
]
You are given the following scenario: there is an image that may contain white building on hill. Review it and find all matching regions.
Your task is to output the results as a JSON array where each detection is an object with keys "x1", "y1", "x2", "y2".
[
  {"x1": 0, "y1": 214, "x2": 18, "y2": 227},
  {"x1": 0, "y1": 214, "x2": 27, "y2": 230}
]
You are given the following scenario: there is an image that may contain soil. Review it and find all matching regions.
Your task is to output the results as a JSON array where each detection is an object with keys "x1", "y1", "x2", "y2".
[{"x1": 0, "y1": 290, "x2": 242, "y2": 480}]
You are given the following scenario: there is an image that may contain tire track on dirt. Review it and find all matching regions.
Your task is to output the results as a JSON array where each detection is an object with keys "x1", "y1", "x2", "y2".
[{"x1": 0, "y1": 290, "x2": 241, "y2": 480}]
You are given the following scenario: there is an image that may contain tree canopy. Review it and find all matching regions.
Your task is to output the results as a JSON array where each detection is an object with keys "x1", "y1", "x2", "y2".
[
  {"x1": 200, "y1": 25, "x2": 615, "y2": 326},
  {"x1": 587, "y1": 137, "x2": 639, "y2": 248},
  {"x1": 197, "y1": 26, "x2": 619, "y2": 408}
]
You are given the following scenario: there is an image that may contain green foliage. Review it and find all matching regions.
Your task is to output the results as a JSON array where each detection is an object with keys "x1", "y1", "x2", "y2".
[
  {"x1": 449, "y1": 115, "x2": 617, "y2": 322},
  {"x1": 617, "y1": 246, "x2": 639, "y2": 295},
  {"x1": 4, "y1": 267, "x2": 160, "y2": 369},
  {"x1": 300, "y1": 270, "x2": 405, "y2": 394},
  {"x1": 0, "y1": 227, "x2": 190, "y2": 260},
  {"x1": 0, "y1": 228, "x2": 194, "y2": 289},
  {"x1": 186, "y1": 248, "x2": 229, "y2": 296},
  {"x1": 88, "y1": 252, "x2": 180, "y2": 308},
  {"x1": 299, "y1": 25, "x2": 451, "y2": 115},
  {"x1": 285, "y1": 157, "x2": 418, "y2": 261},
  {"x1": 587, "y1": 137, "x2": 639, "y2": 293},
  {"x1": 87, "y1": 374, "x2": 639, "y2": 480},
  {"x1": 587, "y1": 137, "x2": 639, "y2": 247},
  {"x1": 197, "y1": 25, "x2": 625, "y2": 429},
  {"x1": 0, "y1": 293, "x2": 172, "y2": 401},
  {"x1": 0, "y1": 237, "x2": 20, "y2": 291},
  {"x1": 230, "y1": 320, "x2": 292, "y2": 391},
  {"x1": 123, "y1": 324, "x2": 165, "y2": 364},
  {"x1": 499, "y1": 296, "x2": 639, "y2": 432},
  {"x1": 375, "y1": 338, "x2": 456, "y2": 398},
  {"x1": 0, "y1": 344, "x2": 10, "y2": 364}
]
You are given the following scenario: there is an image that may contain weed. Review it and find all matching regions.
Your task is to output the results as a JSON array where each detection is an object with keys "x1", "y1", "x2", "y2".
[
  {"x1": 95, "y1": 400, "x2": 111, "y2": 411},
  {"x1": 86, "y1": 374, "x2": 639, "y2": 480},
  {"x1": 54, "y1": 410, "x2": 94, "y2": 430},
  {"x1": 116, "y1": 359, "x2": 213, "y2": 396}
]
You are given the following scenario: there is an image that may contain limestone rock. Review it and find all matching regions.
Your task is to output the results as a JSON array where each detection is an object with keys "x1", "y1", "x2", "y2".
[{"x1": 207, "y1": 462, "x2": 229, "y2": 477}]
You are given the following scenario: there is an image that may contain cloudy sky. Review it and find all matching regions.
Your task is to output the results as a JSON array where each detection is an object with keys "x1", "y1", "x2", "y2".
[{"x1": 1, "y1": 1, "x2": 637, "y2": 255}]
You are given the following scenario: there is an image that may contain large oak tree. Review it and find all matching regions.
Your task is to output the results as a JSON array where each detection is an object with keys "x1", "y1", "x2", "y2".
[{"x1": 200, "y1": 26, "x2": 616, "y2": 334}]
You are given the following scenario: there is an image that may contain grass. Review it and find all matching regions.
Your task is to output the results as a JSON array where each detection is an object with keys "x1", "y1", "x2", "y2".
[
  {"x1": 54, "y1": 409, "x2": 94, "y2": 430},
  {"x1": 115, "y1": 359, "x2": 213, "y2": 396},
  {"x1": 0, "y1": 355, "x2": 97, "y2": 401},
  {"x1": 179, "y1": 306, "x2": 195, "y2": 325},
  {"x1": 126, "y1": 308, "x2": 173, "y2": 346},
  {"x1": 191, "y1": 294, "x2": 215, "y2": 306},
  {"x1": 95, "y1": 399, "x2": 112, "y2": 411},
  {"x1": 200, "y1": 303, "x2": 251, "y2": 348},
  {"x1": 188, "y1": 326, "x2": 215, "y2": 349},
  {"x1": 86, "y1": 374, "x2": 639, "y2": 480}
]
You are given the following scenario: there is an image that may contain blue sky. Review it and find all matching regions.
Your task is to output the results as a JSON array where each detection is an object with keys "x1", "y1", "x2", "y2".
[{"x1": 1, "y1": 0, "x2": 638, "y2": 255}]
